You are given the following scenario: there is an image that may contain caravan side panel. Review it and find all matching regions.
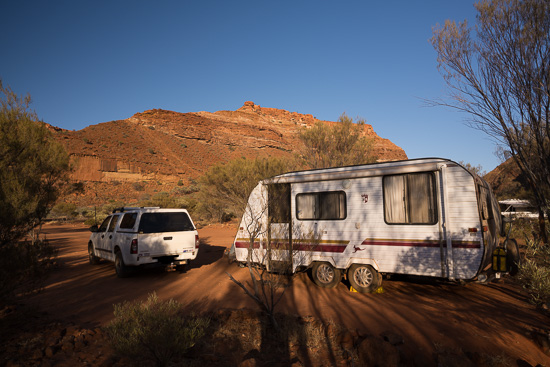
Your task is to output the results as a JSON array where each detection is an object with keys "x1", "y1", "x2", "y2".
[
  {"x1": 350, "y1": 175, "x2": 443, "y2": 277},
  {"x1": 290, "y1": 174, "x2": 445, "y2": 277}
]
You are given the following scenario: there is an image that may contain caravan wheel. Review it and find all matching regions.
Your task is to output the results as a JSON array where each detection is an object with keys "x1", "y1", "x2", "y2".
[
  {"x1": 348, "y1": 264, "x2": 381, "y2": 293},
  {"x1": 311, "y1": 262, "x2": 341, "y2": 288}
]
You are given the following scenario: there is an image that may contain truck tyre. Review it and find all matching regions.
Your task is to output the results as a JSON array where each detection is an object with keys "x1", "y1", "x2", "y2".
[
  {"x1": 348, "y1": 264, "x2": 381, "y2": 293},
  {"x1": 311, "y1": 262, "x2": 341, "y2": 288},
  {"x1": 115, "y1": 250, "x2": 130, "y2": 278},
  {"x1": 88, "y1": 243, "x2": 99, "y2": 265}
]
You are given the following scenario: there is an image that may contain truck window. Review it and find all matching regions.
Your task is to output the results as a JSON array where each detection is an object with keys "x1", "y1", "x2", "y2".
[
  {"x1": 138, "y1": 212, "x2": 195, "y2": 233},
  {"x1": 296, "y1": 191, "x2": 346, "y2": 220},
  {"x1": 98, "y1": 216, "x2": 111, "y2": 232},
  {"x1": 383, "y1": 172, "x2": 437, "y2": 224},
  {"x1": 120, "y1": 213, "x2": 137, "y2": 229},
  {"x1": 107, "y1": 214, "x2": 120, "y2": 232}
]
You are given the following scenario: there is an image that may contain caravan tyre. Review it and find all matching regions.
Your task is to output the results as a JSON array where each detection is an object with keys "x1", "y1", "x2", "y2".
[
  {"x1": 348, "y1": 264, "x2": 380, "y2": 293},
  {"x1": 311, "y1": 262, "x2": 341, "y2": 288}
]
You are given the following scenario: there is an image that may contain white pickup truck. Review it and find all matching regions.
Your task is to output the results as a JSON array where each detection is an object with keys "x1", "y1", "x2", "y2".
[{"x1": 88, "y1": 207, "x2": 199, "y2": 277}]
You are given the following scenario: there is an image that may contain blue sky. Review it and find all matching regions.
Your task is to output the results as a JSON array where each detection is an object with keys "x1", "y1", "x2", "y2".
[{"x1": 1, "y1": 0, "x2": 501, "y2": 172}]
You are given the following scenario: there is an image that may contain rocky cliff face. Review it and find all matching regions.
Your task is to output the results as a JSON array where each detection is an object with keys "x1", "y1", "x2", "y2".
[
  {"x1": 52, "y1": 101, "x2": 407, "y2": 205},
  {"x1": 484, "y1": 157, "x2": 530, "y2": 199}
]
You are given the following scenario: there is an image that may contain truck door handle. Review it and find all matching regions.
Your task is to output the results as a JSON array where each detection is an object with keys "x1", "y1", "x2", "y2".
[
  {"x1": 109, "y1": 235, "x2": 112, "y2": 239},
  {"x1": 164, "y1": 237, "x2": 173, "y2": 240}
]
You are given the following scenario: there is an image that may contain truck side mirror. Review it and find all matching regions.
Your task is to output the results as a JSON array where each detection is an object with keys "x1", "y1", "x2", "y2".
[{"x1": 89, "y1": 225, "x2": 99, "y2": 232}]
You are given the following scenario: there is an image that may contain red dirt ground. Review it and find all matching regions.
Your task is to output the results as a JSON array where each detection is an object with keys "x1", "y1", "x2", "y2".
[{"x1": 20, "y1": 223, "x2": 550, "y2": 365}]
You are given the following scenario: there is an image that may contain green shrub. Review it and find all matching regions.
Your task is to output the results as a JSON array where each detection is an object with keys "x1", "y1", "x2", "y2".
[
  {"x1": 132, "y1": 182, "x2": 145, "y2": 191},
  {"x1": 84, "y1": 217, "x2": 98, "y2": 226},
  {"x1": 0, "y1": 238, "x2": 57, "y2": 303},
  {"x1": 0, "y1": 81, "x2": 69, "y2": 248},
  {"x1": 50, "y1": 202, "x2": 77, "y2": 219},
  {"x1": 195, "y1": 156, "x2": 291, "y2": 222},
  {"x1": 518, "y1": 238, "x2": 550, "y2": 307},
  {"x1": 140, "y1": 192, "x2": 177, "y2": 208},
  {"x1": 105, "y1": 293, "x2": 209, "y2": 366},
  {"x1": 297, "y1": 113, "x2": 376, "y2": 169}
]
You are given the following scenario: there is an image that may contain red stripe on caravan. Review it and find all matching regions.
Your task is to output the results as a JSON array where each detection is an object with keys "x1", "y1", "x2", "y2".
[
  {"x1": 451, "y1": 241, "x2": 481, "y2": 249},
  {"x1": 234, "y1": 241, "x2": 260, "y2": 249},
  {"x1": 234, "y1": 241, "x2": 347, "y2": 253},
  {"x1": 361, "y1": 239, "x2": 440, "y2": 248},
  {"x1": 361, "y1": 239, "x2": 481, "y2": 249},
  {"x1": 292, "y1": 243, "x2": 347, "y2": 253}
]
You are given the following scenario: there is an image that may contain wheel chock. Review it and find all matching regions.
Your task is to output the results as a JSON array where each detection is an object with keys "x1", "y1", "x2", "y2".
[{"x1": 350, "y1": 286, "x2": 358, "y2": 292}]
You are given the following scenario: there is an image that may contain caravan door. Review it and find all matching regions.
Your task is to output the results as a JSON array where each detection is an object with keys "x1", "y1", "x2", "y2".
[
  {"x1": 267, "y1": 184, "x2": 292, "y2": 271},
  {"x1": 477, "y1": 183, "x2": 501, "y2": 266}
]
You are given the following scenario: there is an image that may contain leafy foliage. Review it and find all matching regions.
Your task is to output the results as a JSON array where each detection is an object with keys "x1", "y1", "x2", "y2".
[
  {"x1": 431, "y1": 0, "x2": 550, "y2": 243},
  {"x1": 105, "y1": 293, "x2": 209, "y2": 367},
  {"x1": 0, "y1": 81, "x2": 70, "y2": 247},
  {"x1": 297, "y1": 113, "x2": 376, "y2": 169},
  {"x1": 50, "y1": 202, "x2": 77, "y2": 219},
  {"x1": 196, "y1": 156, "x2": 291, "y2": 222},
  {"x1": 518, "y1": 237, "x2": 550, "y2": 307},
  {"x1": 458, "y1": 161, "x2": 486, "y2": 177}
]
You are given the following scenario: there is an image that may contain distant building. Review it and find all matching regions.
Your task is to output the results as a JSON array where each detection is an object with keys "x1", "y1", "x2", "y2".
[{"x1": 499, "y1": 199, "x2": 538, "y2": 218}]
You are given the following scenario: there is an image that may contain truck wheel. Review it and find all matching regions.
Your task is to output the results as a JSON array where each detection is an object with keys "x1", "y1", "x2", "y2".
[
  {"x1": 176, "y1": 263, "x2": 188, "y2": 272},
  {"x1": 88, "y1": 243, "x2": 99, "y2": 265},
  {"x1": 115, "y1": 250, "x2": 130, "y2": 278},
  {"x1": 311, "y1": 262, "x2": 341, "y2": 288},
  {"x1": 348, "y1": 264, "x2": 381, "y2": 293}
]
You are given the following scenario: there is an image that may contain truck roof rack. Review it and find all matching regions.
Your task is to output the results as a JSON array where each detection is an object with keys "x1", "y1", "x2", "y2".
[{"x1": 112, "y1": 207, "x2": 161, "y2": 213}]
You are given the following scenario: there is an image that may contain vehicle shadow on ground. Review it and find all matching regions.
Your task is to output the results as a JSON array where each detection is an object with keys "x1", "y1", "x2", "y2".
[
  {"x1": 117, "y1": 238, "x2": 226, "y2": 277},
  {"x1": 189, "y1": 237, "x2": 226, "y2": 269}
]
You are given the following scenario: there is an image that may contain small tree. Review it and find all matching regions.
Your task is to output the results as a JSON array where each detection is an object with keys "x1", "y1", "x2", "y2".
[
  {"x1": 226, "y1": 183, "x2": 321, "y2": 329},
  {"x1": 196, "y1": 156, "x2": 291, "y2": 222},
  {"x1": 459, "y1": 161, "x2": 487, "y2": 177},
  {"x1": 297, "y1": 113, "x2": 376, "y2": 169},
  {"x1": 0, "y1": 81, "x2": 69, "y2": 247},
  {"x1": 431, "y1": 0, "x2": 550, "y2": 243}
]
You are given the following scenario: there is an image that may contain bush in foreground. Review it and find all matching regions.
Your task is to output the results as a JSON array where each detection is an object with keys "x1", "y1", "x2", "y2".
[
  {"x1": 104, "y1": 293, "x2": 209, "y2": 367},
  {"x1": 0, "y1": 80, "x2": 69, "y2": 248},
  {"x1": 518, "y1": 237, "x2": 550, "y2": 308},
  {"x1": 0, "y1": 238, "x2": 57, "y2": 304}
]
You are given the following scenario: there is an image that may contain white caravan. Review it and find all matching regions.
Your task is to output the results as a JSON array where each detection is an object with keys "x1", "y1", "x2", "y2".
[{"x1": 232, "y1": 158, "x2": 510, "y2": 293}]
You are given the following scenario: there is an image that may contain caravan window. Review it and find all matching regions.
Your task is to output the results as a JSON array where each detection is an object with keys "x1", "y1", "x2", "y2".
[
  {"x1": 383, "y1": 173, "x2": 437, "y2": 225},
  {"x1": 296, "y1": 191, "x2": 346, "y2": 220}
]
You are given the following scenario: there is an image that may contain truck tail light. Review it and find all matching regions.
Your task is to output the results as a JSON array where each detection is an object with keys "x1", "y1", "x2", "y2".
[
  {"x1": 130, "y1": 239, "x2": 138, "y2": 254},
  {"x1": 195, "y1": 234, "x2": 200, "y2": 249}
]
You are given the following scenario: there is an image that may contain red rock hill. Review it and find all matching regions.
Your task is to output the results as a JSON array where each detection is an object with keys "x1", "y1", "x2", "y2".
[{"x1": 52, "y1": 102, "x2": 407, "y2": 206}]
